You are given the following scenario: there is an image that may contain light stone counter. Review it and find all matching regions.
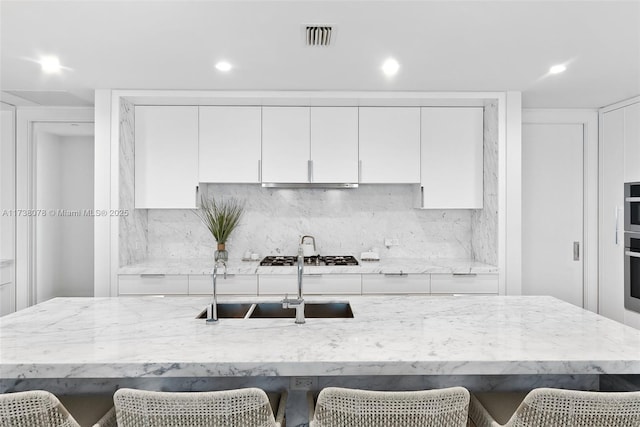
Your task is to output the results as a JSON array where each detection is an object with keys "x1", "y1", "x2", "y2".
[
  {"x1": 1, "y1": 295, "x2": 639, "y2": 380},
  {"x1": 118, "y1": 257, "x2": 498, "y2": 275},
  {"x1": 3, "y1": 295, "x2": 639, "y2": 426}
]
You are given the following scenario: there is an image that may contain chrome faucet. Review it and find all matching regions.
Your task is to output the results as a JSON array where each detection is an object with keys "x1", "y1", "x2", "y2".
[
  {"x1": 300, "y1": 235, "x2": 316, "y2": 253},
  {"x1": 207, "y1": 260, "x2": 227, "y2": 323},
  {"x1": 282, "y1": 248, "x2": 305, "y2": 324}
]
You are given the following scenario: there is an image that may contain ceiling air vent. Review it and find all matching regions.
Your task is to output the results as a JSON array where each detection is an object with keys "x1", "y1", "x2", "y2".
[{"x1": 305, "y1": 25, "x2": 333, "y2": 46}]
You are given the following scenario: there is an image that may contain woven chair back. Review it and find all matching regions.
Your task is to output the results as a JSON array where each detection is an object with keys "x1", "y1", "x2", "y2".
[
  {"x1": 0, "y1": 390, "x2": 81, "y2": 427},
  {"x1": 510, "y1": 388, "x2": 640, "y2": 427},
  {"x1": 311, "y1": 386, "x2": 470, "y2": 427},
  {"x1": 114, "y1": 387, "x2": 278, "y2": 427}
]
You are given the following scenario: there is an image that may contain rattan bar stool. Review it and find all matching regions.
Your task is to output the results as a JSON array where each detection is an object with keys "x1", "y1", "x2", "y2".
[
  {"x1": 468, "y1": 388, "x2": 640, "y2": 427},
  {"x1": 100, "y1": 387, "x2": 287, "y2": 427},
  {"x1": 0, "y1": 389, "x2": 112, "y2": 427},
  {"x1": 308, "y1": 386, "x2": 470, "y2": 427}
]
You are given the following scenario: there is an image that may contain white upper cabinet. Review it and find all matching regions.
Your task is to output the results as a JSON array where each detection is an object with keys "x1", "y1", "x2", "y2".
[
  {"x1": 419, "y1": 107, "x2": 484, "y2": 209},
  {"x1": 261, "y1": 107, "x2": 310, "y2": 183},
  {"x1": 199, "y1": 107, "x2": 261, "y2": 183},
  {"x1": 262, "y1": 106, "x2": 359, "y2": 184},
  {"x1": 310, "y1": 107, "x2": 359, "y2": 183},
  {"x1": 135, "y1": 106, "x2": 199, "y2": 209},
  {"x1": 358, "y1": 107, "x2": 421, "y2": 183},
  {"x1": 624, "y1": 103, "x2": 640, "y2": 183}
]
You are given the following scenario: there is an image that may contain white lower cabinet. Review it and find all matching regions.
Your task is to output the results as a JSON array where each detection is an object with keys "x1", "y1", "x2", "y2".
[
  {"x1": 361, "y1": 274, "x2": 430, "y2": 295},
  {"x1": 430, "y1": 274, "x2": 498, "y2": 295},
  {"x1": 118, "y1": 274, "x2": 189, "y2": 295},
  {"x1": 259, "y1": 274, "x2": 361, "y2": 296},
  {"x1": 258, "y1": 275, "x2": 298, "y2": 296},
  {"x1": 0, "y1": 282, "x2": 15, "y2": 316},
  {"x1": 303, "y1": 274, "x2": 361, "y2": 295},
  {"x1": 188, "y1": 274, "x2": 258, "y2": 296},
  {"x1": 116, "y1": 272, "x2": 499, "y2": 297}
]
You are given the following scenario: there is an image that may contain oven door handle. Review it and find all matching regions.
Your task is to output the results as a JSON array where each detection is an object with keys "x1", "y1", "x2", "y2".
[{"x1": 626, "y1": 250, "x2": 640, "y2": 258}]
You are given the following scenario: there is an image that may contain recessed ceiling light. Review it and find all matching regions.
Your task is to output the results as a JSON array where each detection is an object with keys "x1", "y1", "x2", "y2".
[
  {"x1": 549, "y1": 64, "x2": 567, "y2": 75},
  {"x1": 382, "y1": 58, "x2": 400, "y2": 76},
  {"x1": 39, "y1": 56, "x2": 62, "y2": 73},
  {"x1": 215, "y1": 61, "x2": 232, "y2": 72}
]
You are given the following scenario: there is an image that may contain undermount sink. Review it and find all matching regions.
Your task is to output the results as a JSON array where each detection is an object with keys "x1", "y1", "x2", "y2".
[
  {"x1": 196, "y1": 302, "x2": 354, "y2": 319},
  {"x1": 249, "y1": 302, "x2": 354, "y2": 319},
  {"x1": 196, "y1": 303, "x2": 252, "y2": 319}
]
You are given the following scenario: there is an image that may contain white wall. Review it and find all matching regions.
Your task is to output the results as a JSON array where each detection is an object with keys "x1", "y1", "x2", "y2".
[
  {"x1": 36, "y1": 132, "x2": 63, "y2": 302},
  {"x1": 36, "y1": 131, "x2": 94, "y2": 302},
  {"x1": 0, "y1": 107, "x2": 15, "y2": 262},
  {"x1": 1, "y1": 104, "x2": 16, "y2": 315},
  {"x1": 60, "y1": 136, "x2": 94, "y2": 297}
]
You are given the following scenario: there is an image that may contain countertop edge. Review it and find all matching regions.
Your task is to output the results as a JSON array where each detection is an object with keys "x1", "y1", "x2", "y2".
[{"x1": 118, "y1": 258, "x2": 499, "y2": 275}]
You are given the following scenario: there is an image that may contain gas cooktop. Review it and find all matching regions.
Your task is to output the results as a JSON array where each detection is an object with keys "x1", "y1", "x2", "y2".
[{"x1": 259, "y1": 255, "x2": 359, "y2": 266}]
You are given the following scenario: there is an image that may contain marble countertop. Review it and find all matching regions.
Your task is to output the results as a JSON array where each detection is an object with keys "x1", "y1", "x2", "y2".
[
  {"x1": 119, "y1": 257, "x2": 498, "y2": 275},
  {"x1": 2, "y1": 295, "x2": 640, "y2": 380}
]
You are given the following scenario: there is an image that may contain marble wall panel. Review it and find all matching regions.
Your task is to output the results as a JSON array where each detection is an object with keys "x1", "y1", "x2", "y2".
[
  {"x1": 471, "y1": 101, "x2": 499, "y2": 265},
  {"x1": 146, "y1": 184, "x2": 472, "y2": 260},
  {"x1": 119, "y1": 99, "x2": 148, "y2": 265}
]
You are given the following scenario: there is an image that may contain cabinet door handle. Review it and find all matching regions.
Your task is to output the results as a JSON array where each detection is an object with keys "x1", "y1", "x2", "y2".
[
  {"x1": 358, "y1": 160, "x2": 362, "y2": 182},
  {"x1": 384, "y1": 272, "x2": 408, "y2": 277},
  {"x1": 258, "y1": 159, "x2": 262, "y2": 182},
  {"x1": 452, "y1": 273, "x2": 477, "y2": 277},
  {"x1": 573, "y1": 242, "x2": 580, "y2": 261},
  {"x1": 305, "y1": 274, "x2": 323, "y2": 277},
  {"x1": 421, "y1": 186, "x2": 425, "y2": 207},
  {"x1": 140, "y1": 274, "x2": 166, "y2": 279},
  {"x1": 308, "y1": 160, "x2": 313, "y2": 182},
  {"x1": 195, "y1": 185, "x2": 200, "y2": 206}
]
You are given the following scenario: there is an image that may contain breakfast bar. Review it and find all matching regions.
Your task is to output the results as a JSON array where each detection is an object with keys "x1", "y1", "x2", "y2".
[{"x1": 2, "y1": 295, "x2": 640, "y2": 425}]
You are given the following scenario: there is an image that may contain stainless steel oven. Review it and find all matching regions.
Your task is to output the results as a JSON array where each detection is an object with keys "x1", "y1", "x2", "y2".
[
  {"x1": 624, "y1": 182, "x2": 640, "y2": 232},
  {"x1": 624, "y1": 231, "x2": 640, "y2": 313}
]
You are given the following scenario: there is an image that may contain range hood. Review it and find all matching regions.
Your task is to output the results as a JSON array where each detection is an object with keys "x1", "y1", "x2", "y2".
[{"x1": 262, "y1": 182, "x2": 358, "y2": 189}]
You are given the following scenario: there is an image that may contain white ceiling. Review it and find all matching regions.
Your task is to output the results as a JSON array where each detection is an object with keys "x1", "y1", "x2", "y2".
[{"x1": 1, "y1": 0, "x2": 639, "y2": 108}]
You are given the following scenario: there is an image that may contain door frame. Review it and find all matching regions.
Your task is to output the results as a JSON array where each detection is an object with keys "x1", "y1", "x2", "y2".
[
  {"x1": 522, "y1": 109, "x2": 598, "y2": 311},
  {"x1": 15, "y1": 108, "x2": 94, "y2": 309}
]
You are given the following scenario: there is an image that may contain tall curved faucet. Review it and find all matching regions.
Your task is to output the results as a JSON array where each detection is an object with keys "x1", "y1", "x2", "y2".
[
  {"x1": 300, "y1": 235, "x2": 316, "y2": 253},
  {"x1": 282, "y1": 247, "x2": 305, "y2": 324},
  {"x1": 207, "y1": 260, "x2": 227, "y2": 323}
]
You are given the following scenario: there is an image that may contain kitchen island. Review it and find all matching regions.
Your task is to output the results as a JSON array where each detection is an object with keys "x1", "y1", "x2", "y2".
[{"x1": 2, "y1": 295, "x2": 640, "y2": 425}]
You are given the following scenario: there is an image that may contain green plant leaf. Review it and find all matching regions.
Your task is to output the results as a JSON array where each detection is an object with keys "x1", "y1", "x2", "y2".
[{"x1": 193, "y1": 195, "x2": 244, "y2": 244}]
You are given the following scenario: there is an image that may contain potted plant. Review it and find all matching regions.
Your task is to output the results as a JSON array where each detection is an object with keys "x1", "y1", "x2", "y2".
[{"x1": 194, "y1": 195, "x2": 244, "y2": 262}]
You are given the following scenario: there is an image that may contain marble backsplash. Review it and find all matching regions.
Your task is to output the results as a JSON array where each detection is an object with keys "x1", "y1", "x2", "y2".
[
  {"x1": 119, "y1": 99, "x2": 148, "y2": 266},
  {"x1": 471, "y1": 101, "x2": 499, "y2": 265},
  {"x1": 145, "y1": 184, "x2": 473, "y2": 260}
]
